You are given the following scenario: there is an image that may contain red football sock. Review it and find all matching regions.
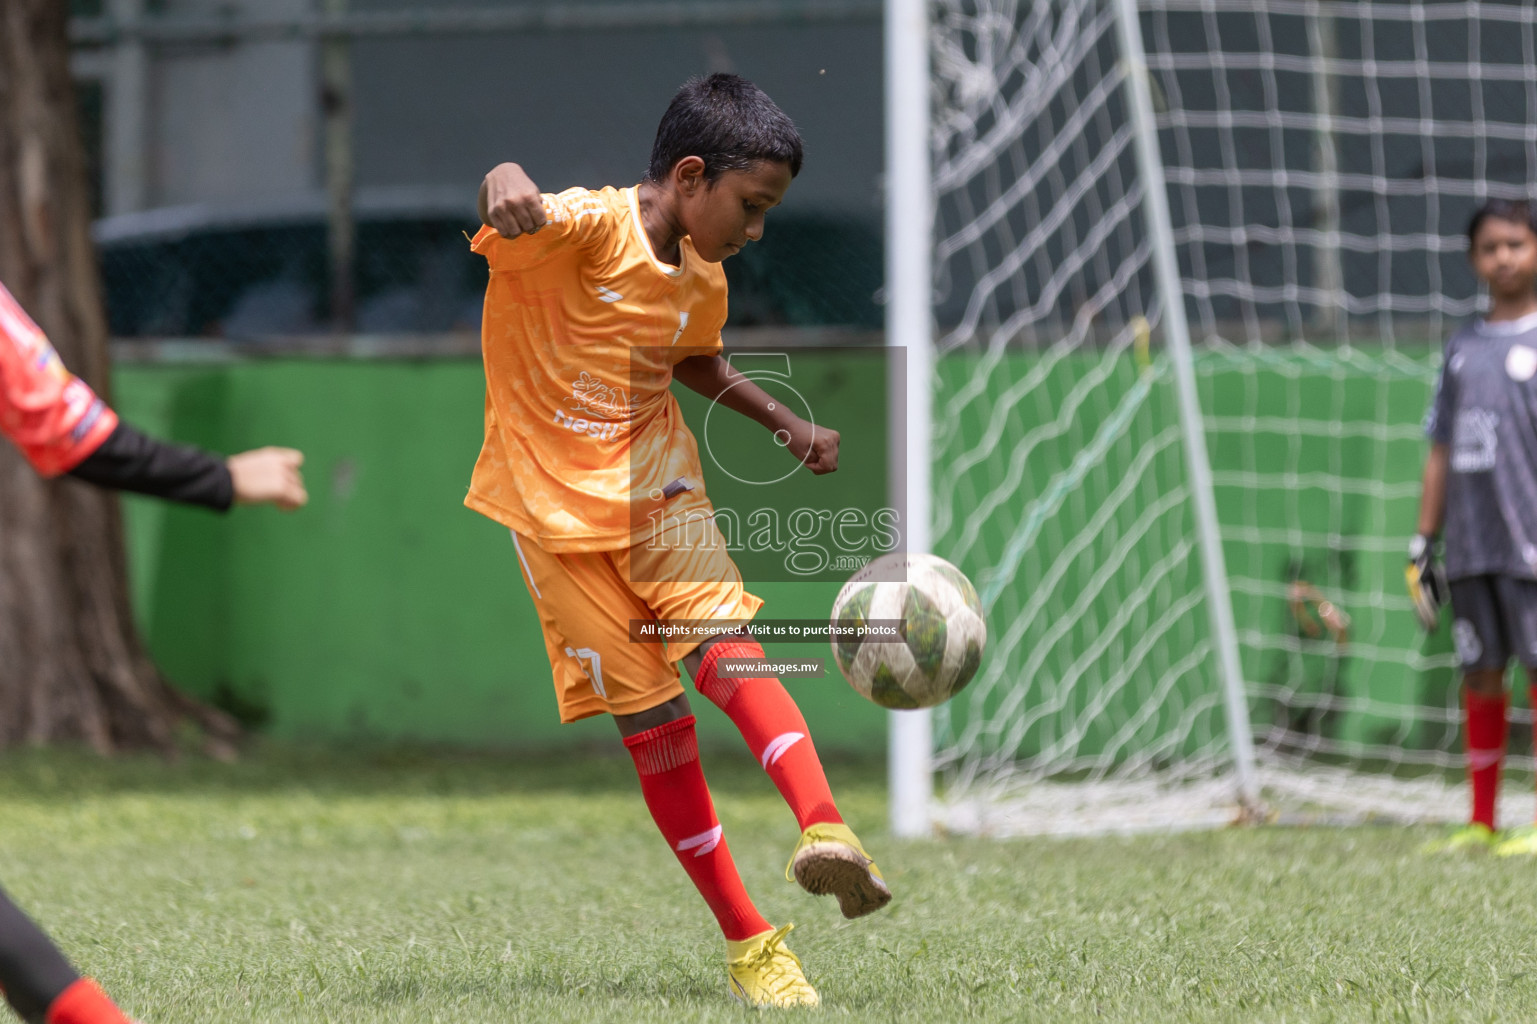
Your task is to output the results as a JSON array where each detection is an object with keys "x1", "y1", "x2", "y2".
[
  {"x1": 696, "y1": 640, "x2": 843, "y2": 830},
  {"x1": 624, "y1": 715, "x2": 771, "y2": 942},
  {"x1": 45, "y1": 979, "x2": 131, "y2": 1024},
  {"x1": 1465, "y1": 688, "x2": 1507, "y2": 830}
]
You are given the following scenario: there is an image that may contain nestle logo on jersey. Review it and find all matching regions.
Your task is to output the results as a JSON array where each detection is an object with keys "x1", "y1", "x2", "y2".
[
  {"x1": 571, "y1": 372, "x2": 637, "y2": 417},
  {"x1": 551, "y1": 371, "x2": 636, "y2": 440},
  {"x1": 553, "y1": 408, "x2": 626, "y2": 441}
]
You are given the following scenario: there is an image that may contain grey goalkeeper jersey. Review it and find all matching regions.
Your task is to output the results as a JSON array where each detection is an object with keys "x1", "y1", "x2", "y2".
[{"x1": 1426, "y1": 312, "x2": 1537, "y2": 580}]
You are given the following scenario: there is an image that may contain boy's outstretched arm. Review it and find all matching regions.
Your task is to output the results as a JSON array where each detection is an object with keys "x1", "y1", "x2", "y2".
[
  {"x1": 0, "y1": 278, "x2": 307, "y2": 511},
  {"x1": 479, "y1": 162, "x2": 546, "y2": 238},
  {"x1": 673, "y1": 354, "x2": 839, "y2": 474},
  {"x1": 67, "y1": 424, "x2": 308, "y2": 511}
]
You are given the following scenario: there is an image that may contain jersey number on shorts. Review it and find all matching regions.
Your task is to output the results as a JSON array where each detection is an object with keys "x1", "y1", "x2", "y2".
[{"x1": 564, "y1": 646, "x2": 607, "y2": 698}]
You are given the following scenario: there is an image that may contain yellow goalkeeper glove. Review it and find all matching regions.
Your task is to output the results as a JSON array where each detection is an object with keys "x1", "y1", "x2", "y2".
[{"x1": 1406, "y1": 533, "x2": 1447, "y2": 632}]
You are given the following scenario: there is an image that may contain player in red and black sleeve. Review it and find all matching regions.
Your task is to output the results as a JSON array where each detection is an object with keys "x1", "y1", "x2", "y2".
[
  {"x1": 0, "y1": 279, "x2": 307, "y2": 1024},
  {"x1": 0, "y1": 280, "x2": 305, "y2": 511}
]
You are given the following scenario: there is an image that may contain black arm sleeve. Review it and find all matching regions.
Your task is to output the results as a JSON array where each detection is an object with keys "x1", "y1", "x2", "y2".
[
  {"x1": 0, "y1": 885, "x2": 80, "y2": 1023},
  {"x1": 67, "y1": 421, "x2": 234, "y2": 511}
]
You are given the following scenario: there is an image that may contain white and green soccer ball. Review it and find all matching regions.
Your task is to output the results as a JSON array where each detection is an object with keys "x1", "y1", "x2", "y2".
[{"x1": 830, "y1": 553, "x2": 987, "y2": 709}]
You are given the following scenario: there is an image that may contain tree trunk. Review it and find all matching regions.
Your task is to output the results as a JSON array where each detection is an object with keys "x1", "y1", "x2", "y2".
[{"x1": 0, "y1": 0, "x2": 236, "y2": 753}]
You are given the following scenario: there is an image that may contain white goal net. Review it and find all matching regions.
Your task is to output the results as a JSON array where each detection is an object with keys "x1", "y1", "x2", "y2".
[{"x1": 921, "y1": 0, "x2": 1537, "y2": 835}]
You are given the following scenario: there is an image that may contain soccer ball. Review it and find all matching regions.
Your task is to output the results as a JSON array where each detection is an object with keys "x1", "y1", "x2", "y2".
[{"x1": 830, "y1": 553, "x2": 987, "y2": 709}]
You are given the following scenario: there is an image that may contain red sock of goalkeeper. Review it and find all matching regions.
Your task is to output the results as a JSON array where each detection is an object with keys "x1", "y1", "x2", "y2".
[{"x1": 1465, "y1": 688, "x2": 1507, "y2": 830}]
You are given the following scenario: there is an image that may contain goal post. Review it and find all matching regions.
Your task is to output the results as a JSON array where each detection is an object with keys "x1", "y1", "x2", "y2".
[
  {"x1": 891, "y1": 0, "x2": 1537, "y2": 836},
  {"x1": 885, "y1": 0, "x2": 936, "y2": 839},
  {"x1": 1109, "y1": 0, "x2": 1259, "y2": 815}
]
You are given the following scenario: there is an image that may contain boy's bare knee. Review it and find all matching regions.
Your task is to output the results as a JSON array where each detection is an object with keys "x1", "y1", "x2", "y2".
[
  {"x1": 1464, "y1": 668, "x2": 1507, "y2": 697},
  {"x1": 683, "y1": 630, "x2": 756, "y2": 678},
  {"x1": 614, "y1": 693, "x2": 693, "y2": 738}
]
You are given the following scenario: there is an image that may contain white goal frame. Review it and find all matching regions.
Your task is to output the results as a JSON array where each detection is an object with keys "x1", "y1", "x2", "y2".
[
  {"x1": 883, "y1": 0, "x2": 1259, "y2": 837},
  {"x1": 884, "y1": 0, "x2": 937, "y2": 838}
]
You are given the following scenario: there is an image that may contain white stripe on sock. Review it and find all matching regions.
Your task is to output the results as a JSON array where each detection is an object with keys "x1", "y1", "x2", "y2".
[
  {"x1": 1467, "y1": 747, "x2": 1503, "y2": 772},
  {"x1": 760, "y1": 732, "x2": 805, "y2": 770},
  {"x1": 676, "y1": 824, "x2": 723, "y2": 857}
]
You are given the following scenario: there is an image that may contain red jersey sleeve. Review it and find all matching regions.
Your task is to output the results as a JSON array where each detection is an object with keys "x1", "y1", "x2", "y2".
[{"x1": 0, "y1": 281, "x2": 118, "y2": 477}]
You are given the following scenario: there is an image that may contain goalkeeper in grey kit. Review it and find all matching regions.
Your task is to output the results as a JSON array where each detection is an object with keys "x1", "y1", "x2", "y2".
[{"x1": 1412, "y1": 198, "x2": 1537, "y2": 855}]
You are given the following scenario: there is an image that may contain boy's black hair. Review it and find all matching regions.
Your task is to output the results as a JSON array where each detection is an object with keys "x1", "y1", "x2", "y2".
[
  {"x1": 646, "y1": 73, "x2": 803, "y2": 184},
  {"x1": 1467, "y1": 198, "x2": 1537, "y2": 247}
]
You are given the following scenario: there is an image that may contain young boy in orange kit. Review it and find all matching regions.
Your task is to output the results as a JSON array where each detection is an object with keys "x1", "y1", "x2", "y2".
[{"x1": 468, "y1": 74, "x2": 891, "y2": 1007}]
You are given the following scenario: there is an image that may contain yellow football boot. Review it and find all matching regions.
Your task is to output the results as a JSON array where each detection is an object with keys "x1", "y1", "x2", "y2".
[
  {"x1": 1494, "y1": 824, "x2": 1537, "y2": 857},
  {"x1": 1420, "y1": 822, "x2": 1497, "y2": 854},
  {"x1": 787, "y1": 822, "x2": 892, "y2": 919},
  {"x1": 726, "y1": 924, "x2": 819, "y2": 1008}
]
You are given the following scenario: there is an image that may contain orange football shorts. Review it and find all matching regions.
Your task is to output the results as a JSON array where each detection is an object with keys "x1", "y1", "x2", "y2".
[{"x1": 510, "y1": 518, "x2": 763, "y2": 722}]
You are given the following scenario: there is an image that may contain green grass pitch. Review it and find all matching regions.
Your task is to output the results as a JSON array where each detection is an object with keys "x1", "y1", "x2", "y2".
[{"x1": 2, "y1": 745, "x2": 1536, "y2": 1022}]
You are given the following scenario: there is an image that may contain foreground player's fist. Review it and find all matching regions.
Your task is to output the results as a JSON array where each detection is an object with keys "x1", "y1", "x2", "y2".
[
  {"x1": 782, "y1": 417, "x2": 840, "y2": 475},
  {"x1": 482, "y1": 162, "x2": 546, "y2": 239},
  {"x1": 228, "y1": 447, "x2": 308, "y2": 511}
]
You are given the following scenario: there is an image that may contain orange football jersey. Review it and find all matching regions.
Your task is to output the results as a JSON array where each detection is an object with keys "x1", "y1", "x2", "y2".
[
  {"x1": 0, "y1": 280, "x2": 117, "y2": 476},
  {"x1": 467, "y1": 186, "x2": 727, "y2": 551}
]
